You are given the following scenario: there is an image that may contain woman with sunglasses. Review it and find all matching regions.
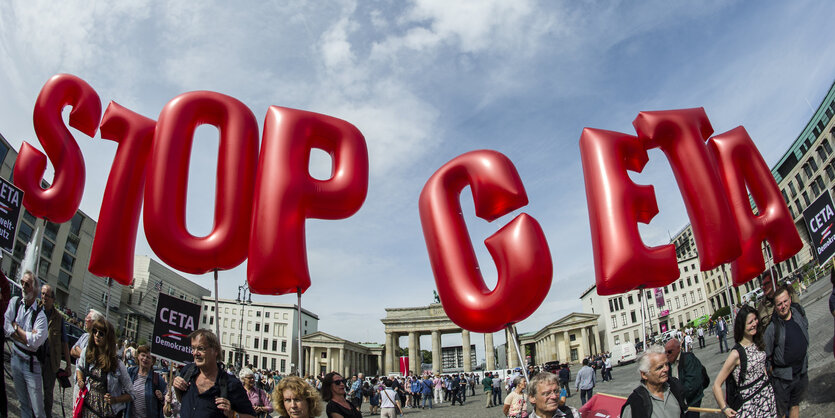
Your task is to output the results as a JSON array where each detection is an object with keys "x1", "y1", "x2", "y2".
[
  {"x1": 240, "y1": 368, "x2": 273, "y2": 418},
  {"x1": 322, "y1": 372, "x2": 362, "y2": 418},
  {"x1": 76, "y1": 319, "x2": 134, "y2": 417}
]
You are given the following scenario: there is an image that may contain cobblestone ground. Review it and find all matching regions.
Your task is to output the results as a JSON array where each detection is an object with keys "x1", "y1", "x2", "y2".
[{"x1": 4, "y1": 278, "x2": 834, "y2": 417}]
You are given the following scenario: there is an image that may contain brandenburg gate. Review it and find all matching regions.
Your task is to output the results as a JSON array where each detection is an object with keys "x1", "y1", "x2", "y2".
[{"x1": 381, "y1": 303, "x2": 504, "y2": 375}]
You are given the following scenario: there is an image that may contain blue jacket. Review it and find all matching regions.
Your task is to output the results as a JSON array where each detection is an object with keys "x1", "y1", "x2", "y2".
[{"x1": 125, "y1": 366, "x2": 167, "y2": 418}]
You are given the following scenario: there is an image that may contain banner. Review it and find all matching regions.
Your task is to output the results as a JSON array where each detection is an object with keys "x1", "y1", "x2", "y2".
[
  {"x1": 654, "y1": 288, "x2": 665, "y2": 308},
  {"x1": 399, "y1": 356, "x2": 409, "y2": 376},
  {"x1": 578, "y1": 393, "x2": 626, "y2": 418},
  {"x1": 151, "y1": 293, "x2": 201, "y2": 364},
  {"x1": 802, "y1": 190, "x2": 835, "y2": 265},
  {"x1": 0, "y1": 178, "x2": 23, "y2": 254}
]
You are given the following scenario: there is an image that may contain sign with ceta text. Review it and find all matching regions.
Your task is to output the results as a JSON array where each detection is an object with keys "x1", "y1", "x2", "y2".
[
  {"x1": 151, "y1": 293, "x2": 201, "y2": 364},
  {"x1": 0, "y1": 178, "x2": 23, "y2": 254},
  {"x1": 802, "y1": 190, "x2": 835, "y2": 266}
]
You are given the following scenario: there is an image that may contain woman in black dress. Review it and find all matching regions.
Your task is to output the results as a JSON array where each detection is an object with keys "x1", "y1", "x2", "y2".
[{"x1": 322, "y1": 372, "x2": 362, "y2": 418}]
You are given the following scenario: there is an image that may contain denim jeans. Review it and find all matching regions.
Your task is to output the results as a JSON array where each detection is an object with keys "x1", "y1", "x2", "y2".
[
  {"x1": 11, "y1": 352, "x2": 46, "y2": 418},
  {"x1": 422, "y1": 393, "x2": 433, "y2": 408}
]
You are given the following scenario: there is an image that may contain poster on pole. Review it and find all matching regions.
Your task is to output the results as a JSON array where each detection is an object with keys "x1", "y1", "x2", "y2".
[
  {"x1": 0, "y1": 178, "x2": 23, "y2": 254},
  {"x1": 151, "y1": 293, "x2": 202, "y2": 364},
  {"x1": 802, "y1": 190, "x2": 835, "y2": 266}
]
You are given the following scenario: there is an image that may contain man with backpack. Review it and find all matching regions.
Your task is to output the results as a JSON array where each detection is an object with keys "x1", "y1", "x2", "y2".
[
  {"x1": 665, "y1": 339, "x2": 708, "y2": 417},
  {"x1": 172, "y1": 329, "x2": 255, "y2": 418},
  {"x1": 764, "y1": 286, "x2": 808, "y2": 418},
  {"x1": 621, "y1": 345, "x2": 686, "y2": 418},
  {"x1": 4, "y1": 271, "x2": 48, "y2": 418}
]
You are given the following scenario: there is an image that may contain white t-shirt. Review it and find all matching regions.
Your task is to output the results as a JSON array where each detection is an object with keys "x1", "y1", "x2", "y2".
[{"x1": 380, "y1": 388, "x2": 398, "y2": 408}]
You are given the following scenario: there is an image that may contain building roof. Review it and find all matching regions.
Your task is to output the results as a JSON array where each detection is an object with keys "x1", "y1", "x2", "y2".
[
  {"x1": 772, "y1": 78, "x2": 835, "y2": 183},
  {"x1": 202, "y1": 297, "x2": 320, "y2": 319}
]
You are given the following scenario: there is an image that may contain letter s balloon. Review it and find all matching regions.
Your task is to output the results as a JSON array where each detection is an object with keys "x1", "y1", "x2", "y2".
[
  {"x1": 419, "y1": 150, "x2": 552, "y2": 333},
  {"x1": 14, "y1": 74, "x2": 101, "y2": 222}
]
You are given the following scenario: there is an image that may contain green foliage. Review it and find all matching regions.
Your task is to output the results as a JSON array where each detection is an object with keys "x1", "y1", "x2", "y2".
[{"x1": 710, "y1": 306, "x2": 731, "y2": 320}]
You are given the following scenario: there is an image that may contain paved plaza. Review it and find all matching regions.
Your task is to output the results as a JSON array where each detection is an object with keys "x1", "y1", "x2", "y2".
[{"x1": 4, "y1": 278, "x2": 834, "y2": 417}]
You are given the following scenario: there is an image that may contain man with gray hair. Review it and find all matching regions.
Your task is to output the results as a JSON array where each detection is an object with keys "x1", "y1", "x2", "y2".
[
  {"x1": 621, "y1": 345, "x2": 686, "y2": 418},
  {"x1": 4, "y1": 270, "x2": 48, "y2": 418},
  {"x1": 527, "y1": 371, "x2": 578, "y2": 417},
  {"x1": 40, "y1": 283, "x2": 71, "y2": 418}
]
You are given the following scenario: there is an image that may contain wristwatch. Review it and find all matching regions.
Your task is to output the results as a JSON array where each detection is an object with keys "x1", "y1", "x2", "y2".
[{"x1": 721, "y1": 405, "x2": 729, "y2": 413}]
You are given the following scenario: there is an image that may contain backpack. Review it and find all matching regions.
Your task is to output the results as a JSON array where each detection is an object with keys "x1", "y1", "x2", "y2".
[
  {"x1": 12, "y1": 297, "x2": 48, "y2": 371},
  {"x1": 177, "y1": 362, "x2": 229, "y2": 400}
]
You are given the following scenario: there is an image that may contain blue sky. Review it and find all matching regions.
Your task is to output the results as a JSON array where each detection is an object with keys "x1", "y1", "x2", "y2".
[{"x1": 2, "y1": 0, "x2": 835, "y2": 360}]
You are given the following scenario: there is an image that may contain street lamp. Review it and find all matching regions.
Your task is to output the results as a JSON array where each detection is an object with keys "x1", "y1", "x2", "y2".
[{"x1": 235, "y1": 283, "x2": 252, "y2": 370}]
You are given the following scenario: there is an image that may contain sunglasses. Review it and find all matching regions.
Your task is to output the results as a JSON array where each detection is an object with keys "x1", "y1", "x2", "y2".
[
  {"x1": 333, "y1": 379, "x2": 347, "y2": 386},
  {"x1": 92, "y1": 329, "x2": 106, "y2": 337}
]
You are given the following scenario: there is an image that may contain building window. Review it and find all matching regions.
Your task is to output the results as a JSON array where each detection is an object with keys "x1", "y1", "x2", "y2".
[
  {"x1": 279, "y1": 358, "x2": 283, "y2": 372},
  {"x1": 263, "y1": 339, "x2": 268, "y2": 350},
  {"x1": 812, "y1": 180, "x2": 820, "y2": 196},
  {"x1": 796, "y1": 173, "x2": 804, "y2": 188},
  {"x1": 810, "y1": 157, "x2": 819, "y2": 172},
  {"x1": 627, "y1": 295, "x2": 633, "y2": 305},
  {"x1": 672, "y1": 283, "x2": 677, "y2": 291},
  {"x1": 253, "y1": 355, "x2": 258, "y2": 366},
  {"x1": 621, "y1": 313, "x2": 627, "y2": 326},
  {"x1": 58, "y1": 270, "x2": 72, "y2": 289},
  {"x1": 69, "y1": 213, "x2": 84, "y2": 236},
  {"x1": 272, "y1": 340, "x2": 278, "y2": 351},
  {"x1": 61, "y1": 252, "x2": 75, "y2": 271},
  {"x1": 265, "y1": 312, "x2": 270, "y2": 318},
  {"x1": 256, "y1": 311, "x2": 261, "y2": 317},
  {"x1": 255, "y1": 323, "x2": 260, "y2": 332},
  {"x1": 570, "y1": 349, "x2": 578, "y2": 361},
  {"x1": 209, "y1": 317, "x2": 213, "y2": 325},
  {"x1": 686, "y1": 278, "x2": 691, "y2": 287},
  {"x1": 802, "y1": 191, "x2": 811, "y2": 206},
  {"x1": 262, "y1": 357, "x2": 267, "y2": 369},
  {"x1": 44, "y1": 222, "x2": 60, "y2": 241},
  {"x1": 281, "y1": 340, "x2": 287, "y2": 352},
  {"x1": 264, "y1": 324, "x2": 269, "y2": 333},
  {"x1": 675, "y1": 297, "x2": 680, "y2": 309},
  {"x1": 630, "y1": 311, "x2": 637, "y2": 323}
]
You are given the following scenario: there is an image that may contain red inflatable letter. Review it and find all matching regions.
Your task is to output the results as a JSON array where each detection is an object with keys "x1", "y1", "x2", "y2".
[
  {"x1": 419, "y1": 150, "x2": 552, "y2": 332},
  {"x1": 13, "y1": 74, "x2": 101, "y2": 222},
  {"x1": 633, "y1": 108, "x2": 741, "y2": 270},
  {"x1": 708, "y1": 127, "x2": 803, "y2": 284},
  {"x1": 144, "y1": 91, "x2": 259, "y2": 274},
  {"x1": 247, "y1": 106, "x2": 369, "y2": 295},
  {"x1": 579, "y1": 128, "x2": 678, "y2": 295},
  {"x1": 88, "y1": 102, "x2": 156, "y2": 285}
]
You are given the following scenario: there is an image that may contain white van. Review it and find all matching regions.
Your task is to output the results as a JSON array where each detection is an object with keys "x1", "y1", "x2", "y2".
[{"x1": 614, "y1": 342, "x2": 637, "y2": 365}]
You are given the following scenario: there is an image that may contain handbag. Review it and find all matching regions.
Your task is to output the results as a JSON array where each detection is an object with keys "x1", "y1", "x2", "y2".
[{"x1": 73, "y1": 387, "x2": 88, "y2": 418}]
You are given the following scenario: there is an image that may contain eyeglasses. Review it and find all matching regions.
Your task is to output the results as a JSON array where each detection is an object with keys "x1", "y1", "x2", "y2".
[
  {"x1": 191, "y1": 346, "x2": 208, "y2": 353},
  {"x1": 92, "y1": 329, "x2": 106, "y2": 337},
  {"x1": 333, "y1": 379, "x2": 347, "y2": 386}
]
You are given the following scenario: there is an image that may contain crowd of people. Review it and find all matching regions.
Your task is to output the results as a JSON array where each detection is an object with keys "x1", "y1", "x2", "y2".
[
  {"x1": 620, "y1": 275, "x2": 825, "y2": 418},
  {"x1": 2, "y1": 264, "x2": 833, "y2": 418}
]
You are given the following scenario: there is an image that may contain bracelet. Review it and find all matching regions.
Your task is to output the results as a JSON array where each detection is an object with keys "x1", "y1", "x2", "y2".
[{"x1": 721, "y1": 405, "x2": 729, "y2": 412}]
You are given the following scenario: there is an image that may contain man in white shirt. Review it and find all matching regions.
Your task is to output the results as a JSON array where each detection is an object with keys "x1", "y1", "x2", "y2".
[
  {"x1": 379, "y1": 378, "x2": 401, "y2": 418},
  {"x1": 4, "y1": 271, "x2": 48, "y2": 418},
  {"x1": 697, "y1": 327, "x2": 705, "y2": 349}
]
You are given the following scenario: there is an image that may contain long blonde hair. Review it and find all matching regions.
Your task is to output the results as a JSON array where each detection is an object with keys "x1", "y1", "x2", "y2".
[{"x1": 84, "y1": 318, "x2": 118, "y2": 372}]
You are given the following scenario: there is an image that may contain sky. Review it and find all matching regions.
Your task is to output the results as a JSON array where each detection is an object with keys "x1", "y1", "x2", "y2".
[{"x1": 2, "y1": 0, "x2": 835, "y2": 362}]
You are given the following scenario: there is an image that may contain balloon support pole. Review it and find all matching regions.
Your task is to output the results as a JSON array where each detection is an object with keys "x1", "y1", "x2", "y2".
[
  {"x1": 297, "y1": 288, "x2": 303, "y2": 377},
  {"x1": 507, "y1": 324, "x2": 529, "y2": 383},
  {"x1": 639, "y1": 286, "x2": 648, "y2": 349},
  {"x1": 105, "y1": 278, "x2": 112, "y2": 322},
  {"x1": 213, "y1": 269, "x2": 220, "y2": 339}
]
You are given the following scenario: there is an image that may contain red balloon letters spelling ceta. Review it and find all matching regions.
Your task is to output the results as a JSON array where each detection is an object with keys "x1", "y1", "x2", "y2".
[{"x1": 581, "y1": 108, "x2": 801, "y2": 294}]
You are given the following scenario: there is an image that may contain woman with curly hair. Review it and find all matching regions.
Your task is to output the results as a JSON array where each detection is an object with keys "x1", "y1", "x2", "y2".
[
  {"x1": 76, "y1": 318, "x2": 133, "y2": 417},
  {"x1": 271, "y1": 376, "x2": 323, "y2": 418}
]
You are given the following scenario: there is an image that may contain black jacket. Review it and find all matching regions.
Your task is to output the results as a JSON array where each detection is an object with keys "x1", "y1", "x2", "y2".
[{"x1": 620, "y1": 377, "x2": 687, "y2": 418}]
